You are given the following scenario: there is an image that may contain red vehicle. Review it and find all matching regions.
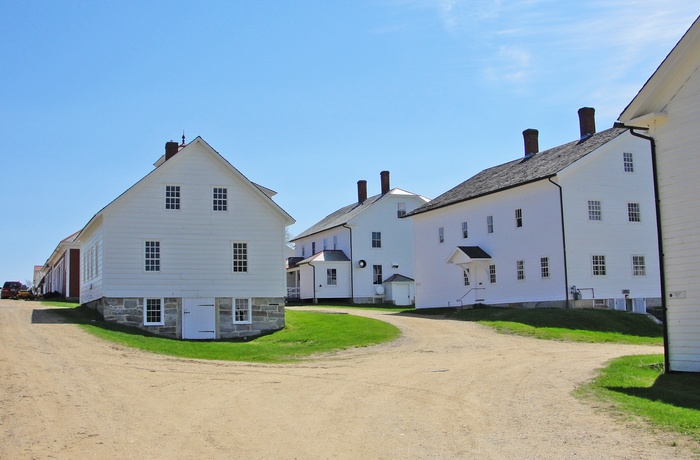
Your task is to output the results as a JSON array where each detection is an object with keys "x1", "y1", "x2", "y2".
[{"x1": 1, "y1": 281, "x2": 22, "y2": 299}]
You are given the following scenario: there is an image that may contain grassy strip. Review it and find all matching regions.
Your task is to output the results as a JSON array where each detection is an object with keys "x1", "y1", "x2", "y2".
[
  {"x1": 410, "y1": 307, "x2": 663, "y2": 345},
  {"x1": 46, "y1": 304, "x2": 400, "y2": 363},
  {"x1": 578, "y1": 354, "x2": 700, "y2": 441}
]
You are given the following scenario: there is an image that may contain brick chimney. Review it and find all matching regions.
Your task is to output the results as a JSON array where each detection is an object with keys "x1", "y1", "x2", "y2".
[
  {"x1": 165, "y1": 141, "x2": 179, "y2": 161},
  {"x1": 357, "y1": 180, "x2": 367, "y2": 204},
  {"x1": 522, "y1": 129, "x2": 539, "y2": 157},
  {"x1": 380, "y1": 170, "x2": 390, "y2": 195},
  {"x1": 578, "y1": 107, "x2": 596, "y2": 138}
]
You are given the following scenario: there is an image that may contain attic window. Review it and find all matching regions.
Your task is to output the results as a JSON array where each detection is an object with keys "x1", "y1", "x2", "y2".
[{"x1": 165, "y1": 185, "x2": 180, "y2": 210}]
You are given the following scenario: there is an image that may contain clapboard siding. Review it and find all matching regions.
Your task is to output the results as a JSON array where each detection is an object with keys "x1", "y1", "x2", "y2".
[
  {"x1": 412, "y1": 180, "x2": 567, "y2": 308},
  {"x1": 79, "y1": 137, "x2": 292, "y2": 305},
  {"x1": 654, "y1": 67, "x2": 700, "y2": 372},
  {"x1": 559, "y1": 132, "x2": 660, "y2": 300}
]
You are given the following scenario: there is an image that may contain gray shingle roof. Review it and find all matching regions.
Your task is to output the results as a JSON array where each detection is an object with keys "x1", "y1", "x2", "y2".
[
  {"x1": 456, "y1": 246, "x2": 492, "y2": 259},
  {"x1": 298, "y1": 249, "x2": 351, "y2": 265},
  {"x1": 291, "y1": 193, "x2": 385, "y2": 241},
  {"x1": 406, "y1": 127, "x2": 627, "y2": 217}
]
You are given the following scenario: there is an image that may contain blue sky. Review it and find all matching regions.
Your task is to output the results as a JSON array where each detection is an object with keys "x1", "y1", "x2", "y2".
[{"x1": 1, "y1": 1, "x2": 698, "y2": 286}]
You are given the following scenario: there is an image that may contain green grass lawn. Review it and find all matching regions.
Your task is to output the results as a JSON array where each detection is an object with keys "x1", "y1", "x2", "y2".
[
  {"x1": 410, "y1": 306, "x2": 663, "y2": 345},
  {"x1": 47, "y1": 303, "x2": 400, "y2": 363},
  {"x1": 578, "y1": 354, "x2": 700, "y2": 441}
]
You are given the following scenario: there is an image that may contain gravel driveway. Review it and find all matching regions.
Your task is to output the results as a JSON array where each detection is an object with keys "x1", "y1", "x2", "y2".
[{"x1": 0, "y1": 300, "x2": 695, "y2": 459}]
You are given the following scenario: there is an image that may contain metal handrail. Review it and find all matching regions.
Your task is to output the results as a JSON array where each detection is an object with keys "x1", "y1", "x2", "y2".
[{"x1": 455, "y1": 287, "x2": 485, "y2": 307}]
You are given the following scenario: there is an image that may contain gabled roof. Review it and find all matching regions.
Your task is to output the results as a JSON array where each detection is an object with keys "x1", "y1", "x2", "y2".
[
  {"x1": 383, "y1": 274, "x2": 414, "y2": 283},
  {"x1": 42, "y1": 230, "x2": 82, "y2": 271},
  {"x1": 406, "y1": 127, "x2": 627, "y2": 217},
  {"x1": 297, "y1": 249, "x2": 351, "y2": 265},
  {"x1": 291, "y1": 188, "x2": 424, "y2": 241},
  {"x1": 77, "y1": 136, "x2": 294, "y2": 240},
  {"x1": 620, "y1": 15, "x2": 700, "y2": 123},
  {"x1": 446, "y1": 246, "x2": 492, "y2": 265}
]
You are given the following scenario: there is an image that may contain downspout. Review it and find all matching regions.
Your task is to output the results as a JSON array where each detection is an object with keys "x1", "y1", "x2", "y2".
[
  {"x1": 308, "y1": 262, "x2": 317, "y2": 304},
  {"x1": 626, "y1": 126, "x2": 670, "y2": 372},
  {"x1": 548, "y1": 177, "x2": 570, "y2": 309},
  {"x1": 342, "y1": 223, "x2": 354, "y2": 303}
]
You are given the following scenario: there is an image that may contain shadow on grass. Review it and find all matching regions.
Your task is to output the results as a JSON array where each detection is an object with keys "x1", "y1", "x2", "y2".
[
  {"x1": 607, "y1": 372, "x2": 700, "y2": 411},
  {"x1": 32, "y1": 306, "x2": 162, "y2": 339},
  {"x1": 404, "y1": 306, "x2": 663, "y2": 338}
]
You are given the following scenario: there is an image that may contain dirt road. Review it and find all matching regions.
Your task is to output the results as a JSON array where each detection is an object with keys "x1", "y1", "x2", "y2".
[{"x1": 0, "y1": 300, "x2": 695, "y2": 459}]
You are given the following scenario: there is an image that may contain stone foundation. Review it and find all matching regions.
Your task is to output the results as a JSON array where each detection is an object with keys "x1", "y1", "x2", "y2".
[
  {"x1": 217, "y1": 297, "x2": 285, "y2": 339},
  {"x1": 82, "y1": 296, "x2": 285, "y2": 340}
]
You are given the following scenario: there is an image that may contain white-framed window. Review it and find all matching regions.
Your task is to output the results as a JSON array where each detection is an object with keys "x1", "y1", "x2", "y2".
[
  {"x1": 588, "y1": 200, "x2": 602, "y2": 221},
  {"x1": 327, "y1": 268, "x2": 337, "y2": 286},
  {"x1": 623, "y1": 152, "x2": 634, "y2": 172},
  {"x1": 165, "y1": 185, "x2": 180, "y2": 210},
  {"x1": 213, "y1": 187, "x2": 227, "y2": 211},
  {"x1": 301, "y1": 245, "x2": 305, "y2": 257},
  {"x1": 438, "y1": 227, "x2": 444, "y2": 243},
  {"x1": 487, "y1": 215, "x2": 494, "y2": 234},
  {"x1": 540, "y1": 257, "x2": 550, "y2": 279},
  {"x1": 373, "y1": 264, "x2": 383, "y2": 285},
  {"x1": 462, "y1": 221, "x2": 468, "y2": 239},
  {"x1": 233, "y1": 242, "x2": 248, "y2": 273},
  {"x1": 489, "y1": 264, "x2": 496, "y2": 283},
  {"x1": 333, "y1": 236, "x2": 338, "y2": 250},
  {"x1": 632, "y1": 255, "x2": 646, "y2": 276},
  {"x1": 323, "y1": 238, "x2": 328, "y2": 250},
  {"x1": 144, "y1": 298, "x2": 164, "y2": 325},
  {"x1": 628, "y1": 202, "x2": 641, "y2": 222},
  {"x1": 312, "y1": 242, "x2": 316, "y2": 254},
  {"x1": 233, "y1": 298, "x2": 252, "y2": 324},
  {"x1": 145, "y1": 241, "x2": 160, "y2": 272},
  {"x1": 372, "y1": 232, "x2": 382, "y2": 248},
  {"x1": 592, "y1": 255, "x2": 606, "y2": 276},
  {"x1": 83, "y1": 242, "x2": 100, "y2": 282},
  {"x1": 463, "y1": 269, "x2": 470, "y2": 286},
  {"x1": 397, "y1": 202, "x2": 406, "y2": 218},
  {"x1": 515, "y1": 208, "x2": 523, "y2": 228},
  {"x1": 516, "y1": 260, "x2": 525, "y2": 280}
]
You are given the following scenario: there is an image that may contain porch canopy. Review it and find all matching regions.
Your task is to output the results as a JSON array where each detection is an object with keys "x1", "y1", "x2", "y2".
[{"x1": 446, "y1": 246, "x2": 492, "y2": 267}]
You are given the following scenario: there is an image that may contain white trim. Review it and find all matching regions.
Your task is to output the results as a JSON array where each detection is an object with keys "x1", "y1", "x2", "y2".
[
  {"x1": 233, "y1": 297, "x2": 252, "y2": 324},
  {"x1": 144, "y1": 297, "x2": 165, "y2": 326}
]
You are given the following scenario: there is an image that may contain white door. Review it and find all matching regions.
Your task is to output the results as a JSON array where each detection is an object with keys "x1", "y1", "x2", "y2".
[{"x1": 183, "y1": 298, "x2": 216, "y2": 339}]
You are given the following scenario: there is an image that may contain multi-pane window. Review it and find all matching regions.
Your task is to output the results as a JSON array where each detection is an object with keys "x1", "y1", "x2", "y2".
[
  {"x1": 213, "y1": 187, "x2": 227, "y2": 211},
  {"x1": 144, "y1": 298, "x2": 163, "y2": 325},
  {"x1": 327, "y1": 268, "x2": 337, "y2": 285},
  {"x1": 323, "y1": 238, "x2": 328, "y2": 250},
  {"x1": 438, "y1": 227, "x2": 444, "y2": 243},
  {"x1": 515, "y1": 209, "x2": 523, "y2": 228},
  {"x1": 165, "y1": 185, "x2": 180, "y2": 210},
  {"x1": 489, "y1": 264, "x2": 497, "y2": 283},
  {"x1": 301, "y1": 245, "x2": 305, "y2": 257},
  {"x1": 623, "y1": 152, "x2": 634, "y2": 172},
  {"x1": 592, "y1": 255, "x2": 606, "y2": 276},
  {"x1": 145, "y1": 241, "x2": 160, "y2": 272},
  {"x1": 463, "y1": 269, "x2": 470, "y2": 286},
  {"x1": 397, "y1": 203, "x2": 406, "y2": 218},
  {"x1": 233, "y1": 242, "x2": 248, "y2": 272},
  {"x1": 333, "y1": 236, "x2": 338, "y2": 250},
  {"x1": 462, "y1": 221, "x2": 468, "y2": 239},
  {"x1": 628, "y1": 202, "x2": 641, "y2": 222},
  {"x1": 516, "y1": 260, "x2": 525, "y2": 280},
  {"x1": 372, "y1": 231, "x2": 382, "y2": 248},
  {"x1": 540, "y1": 257, "x2": 550, "y2": 279},
  {"x1": 373, "y1": 264, "x2": 383, "y2": 285},
  {"x1": 312, "y1": 242, "x2": 316, "y2": 254},
  {"x1": 487, "y1": 215, "x2": 494, "y2": 234},
  {"x1": 588, "y1": 200, "x2": 602, "y2": 221},
  {"x1": 234, "y1": 298, "x2": 251, "y2": 323},
  {"x1": 632, "y1": 255, "x2": 646, "y2": 276}
]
